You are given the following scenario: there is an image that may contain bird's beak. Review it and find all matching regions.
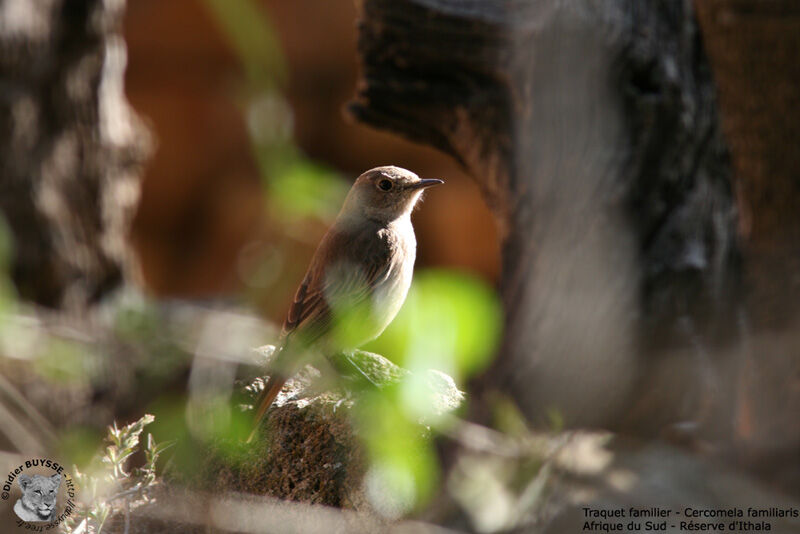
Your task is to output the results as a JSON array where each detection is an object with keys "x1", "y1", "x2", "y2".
[{"x1": 408, "y1": 178, "x2": 444, "y2": 190}]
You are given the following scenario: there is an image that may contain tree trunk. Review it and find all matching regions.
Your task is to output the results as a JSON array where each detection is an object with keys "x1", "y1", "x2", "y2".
[
  {"x1": 0, "y1": 0, "x2": 149, "y2": 309},
  {"x1": 351, "y1": 0, "x2": 740, "y2": 433}
]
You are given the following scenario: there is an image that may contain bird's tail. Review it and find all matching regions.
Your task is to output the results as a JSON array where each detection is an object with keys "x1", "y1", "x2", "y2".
[{"x1": 246, "y1": 371, "x2": 288, "y2": 443}]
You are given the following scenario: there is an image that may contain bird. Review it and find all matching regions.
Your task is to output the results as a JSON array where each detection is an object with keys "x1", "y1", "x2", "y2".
[{"x1": 247, "y1": 166, "x2": 443, "y2": 441}]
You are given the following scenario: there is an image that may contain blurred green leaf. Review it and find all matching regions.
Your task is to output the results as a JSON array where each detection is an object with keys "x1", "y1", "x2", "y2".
[
  {"x1": 201, "y1": 0, "x2": 285, "y2": 90},
  {"x1": 113, "y1": 296, "x2": 160, "y2": 343},
  {"x1": 187, "y1": 391, "x2": 253, "y2": 446},
  {"x1": 265, "y1": 156, "x2": 348, "y2": 223},
  {"x1": 0, "y1": 214, "x2": 17, "y2": 318},
  {"x1": 356, "y1": 387, "x2": 439, "y2": 515},
  {"x1": 490, "y1": 393, "x2": 530, "y2": 438},
  {"x1": 0, "y1": 214, "x2": 11, "y2": 271},
  {"x1": 203, "y1": 0, "x2": 348, "y2": 224},
  {"x1": 147, "y1": 396, "x2": 201, "y2": 476},
  {"x1": 365, "y1": 269, "x2": 502, "y2": 382},
  {"x1": 32, "y1": 338, "x2": 98, "y2": 385},
  {"x1": 546, "y1": 407, "x2": 565, "y2": 432},
  {"x1": 57, "y1": 426, "x2": 104, "y2": 471},
  {"x1": 348, "y1": 270, "x2": 501, "y2": 512}
]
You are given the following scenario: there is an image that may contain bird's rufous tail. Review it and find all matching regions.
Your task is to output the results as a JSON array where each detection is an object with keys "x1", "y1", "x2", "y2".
[{"x1": 246, "y1": 373, "x2": 287, "y2": 443}]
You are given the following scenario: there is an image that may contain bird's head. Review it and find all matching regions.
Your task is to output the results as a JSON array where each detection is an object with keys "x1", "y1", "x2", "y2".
[{"x1": 340, "y1": 166, "x2": 443, "y2": 224}]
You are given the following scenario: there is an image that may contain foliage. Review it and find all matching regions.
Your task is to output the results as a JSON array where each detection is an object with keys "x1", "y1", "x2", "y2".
[
  {"x1": 201, "y1": 0, "x2": 285, "y2": 90},
  {"x1": 350, "y1": 270, "x2": 502, "y2": 513},
  {"x1": 63, "y1": 414, "x2": 173, "y2": 534},
  {"x1": 0, "y1": 215, "x2": 17, "y2": 322},
  {"x1": 200, "y1": 0, "x2": 346, "y2": 225},
  {"x1": 365, "y1": 269, "x2": 502, "y2": 382}
]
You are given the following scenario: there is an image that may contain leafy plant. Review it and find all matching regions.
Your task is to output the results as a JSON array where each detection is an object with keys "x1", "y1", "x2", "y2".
[{"x1": 63, "y1": 414, "x2": 173, "y2": 534}]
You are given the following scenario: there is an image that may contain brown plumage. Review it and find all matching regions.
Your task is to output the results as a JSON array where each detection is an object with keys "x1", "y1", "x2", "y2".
[{"x1": 248, "y1": 166, "x2": 443, "y2": 441}]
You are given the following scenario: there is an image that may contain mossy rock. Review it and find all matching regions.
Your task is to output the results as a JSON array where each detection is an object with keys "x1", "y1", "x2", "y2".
[{"x1": 196, "y1": 346, "x2": 464, "y2": 509}]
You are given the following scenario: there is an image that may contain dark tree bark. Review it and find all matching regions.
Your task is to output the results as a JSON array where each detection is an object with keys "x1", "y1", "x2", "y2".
[
  {"x1": 351, "y1": 0, "x2": 740, "y2": 433},
  {"x1": 0, "y1": 0, "x2": 149, "y2": 309}
]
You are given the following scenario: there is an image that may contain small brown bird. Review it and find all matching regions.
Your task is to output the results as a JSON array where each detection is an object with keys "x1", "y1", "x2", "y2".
[{"x1": 248, "y1": 166, "x2": 443, "y2": 440}]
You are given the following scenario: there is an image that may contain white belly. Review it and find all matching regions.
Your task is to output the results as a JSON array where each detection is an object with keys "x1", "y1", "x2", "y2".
[
  {"x1": 369, "y1": 248, "x2": 414, "y2": 339},
  {"x1": 356, "y1": 219, "x2": 416, "y2": 346}
]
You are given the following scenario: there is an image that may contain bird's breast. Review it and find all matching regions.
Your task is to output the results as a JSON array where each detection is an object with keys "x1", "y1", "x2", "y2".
[{"x1": 368, "y1": 222, "x2": 416, "y2": 340}]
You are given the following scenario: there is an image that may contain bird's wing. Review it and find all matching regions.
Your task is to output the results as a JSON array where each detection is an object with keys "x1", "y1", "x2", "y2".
[{"x1": 281, "y1": 226, "x2": 393, "y2": 345}]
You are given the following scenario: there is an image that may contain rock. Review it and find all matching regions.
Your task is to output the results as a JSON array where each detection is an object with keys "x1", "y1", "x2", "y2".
[{"x1": 200, "y1": 345, "x2": 465, "y2": 509}]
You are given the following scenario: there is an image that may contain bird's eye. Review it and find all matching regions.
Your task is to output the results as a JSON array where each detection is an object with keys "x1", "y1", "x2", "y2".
[{"x1": 378, "y1": 179, "x2": 393, "y2": 191}]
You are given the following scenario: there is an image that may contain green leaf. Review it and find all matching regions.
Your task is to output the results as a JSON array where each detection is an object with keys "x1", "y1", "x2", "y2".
[
  {"x1": 364, "y1": 269, "x2": 502, "y2": 382},
  {"x1": 200, "y1": 0, "x2": 285, "y2": 90},
  {"x1": 265, "y1": 156, "x2": 348, "y2": 222},
  {"x1": 355, "y1": 388, "x2": 439, "y2": 514},
  {"x1": 0, "y1": 214, "x2": 16, "y2": 317}
]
